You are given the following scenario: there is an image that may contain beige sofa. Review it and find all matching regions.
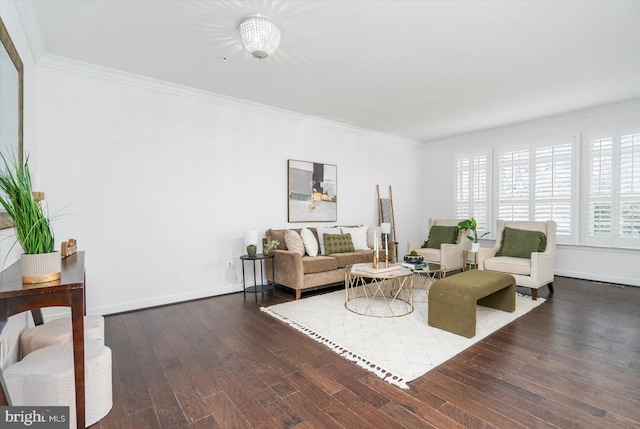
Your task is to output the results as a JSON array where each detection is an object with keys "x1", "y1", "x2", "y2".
[{"x1": 264, "y1": 227, "x2": 394, "y2": 300}]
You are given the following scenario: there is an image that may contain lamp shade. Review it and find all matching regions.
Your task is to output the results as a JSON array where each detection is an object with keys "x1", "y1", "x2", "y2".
[
  {"x1": 239, "y1": 15, "x2": 281, "y2": 59},
  {"x1": 381, "y1": 223, "x2": 391, "y2": 234},
  {"x1": 244, "y1": 229, "x2": 259, "y2": 246}
]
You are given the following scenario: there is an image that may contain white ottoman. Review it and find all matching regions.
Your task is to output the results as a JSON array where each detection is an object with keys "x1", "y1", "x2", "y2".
[
  {"x1": 20, "y1": 315, "x2": 104, "y2": 357},
  {"x1": 4, "y1": 340, "x2": 113, "y2": 429}
]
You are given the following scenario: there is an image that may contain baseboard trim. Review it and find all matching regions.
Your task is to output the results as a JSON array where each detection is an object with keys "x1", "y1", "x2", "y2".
[
  {"x1": 555, "y1": 271, "x2": 640, "y2": 287},
  {"x1": 88, "y1": 284, "x2": 243, "y2": 316}
]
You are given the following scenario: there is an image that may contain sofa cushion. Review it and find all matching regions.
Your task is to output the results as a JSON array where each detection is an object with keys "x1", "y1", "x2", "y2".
[
  {"x1": 496, "y1": 227, "x2": 546, "y2": 258},
  {"x1": 425, "y1": 225, "x2": 459, "y2": 249},
  {"x1": 317, "y1": 226, "x2": 341, "y2": 255},
  {"x1": 300, "y1": 228, "x2": 319, "y2": 257},
  {"x1": 324, "y1": 233, "x2": 355, "y2": 255},
  {"x1": 484, "y1": 256, "x2": 532, "y2": 276},
  {"x1": 340, "y1": 226, "x2": 369, "y2": 250},
  {"x1": 284, "y1": 230, "x2": 305, "y2": 256},
  {"x1": 302, "y1": 255, "x2": 338, "y2": 274},
  {"x1": 355, "y1": 249, "x2": 375, "y2": 263},
  {"x1": 266, "y1": 229, "x2": 292, "y2": 250},
  {"x1": 330, "y1": 252, "x2": 367, "y2": 268}
]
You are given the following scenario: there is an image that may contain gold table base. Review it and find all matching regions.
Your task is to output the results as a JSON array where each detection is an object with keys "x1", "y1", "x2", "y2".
[
  {"x1": 412, "y1": 270, "x2": 446, "y2": 302},
  {"x1": 345, "y1": 264, "x2": 413, "y2": 318}
]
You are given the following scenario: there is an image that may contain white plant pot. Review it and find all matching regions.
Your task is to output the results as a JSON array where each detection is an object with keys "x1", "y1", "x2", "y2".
[
  {"x1": 471, "y1": 242, "x2": 480, "y2": 252},
  {"x1": 21, "y1": 251, "x2": 62, "y2": 284}
]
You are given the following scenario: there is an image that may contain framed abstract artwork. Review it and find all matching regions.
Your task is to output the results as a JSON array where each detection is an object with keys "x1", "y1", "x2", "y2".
[{"x1": 288, "y1": 159, "x2": 337, "y2": 222}]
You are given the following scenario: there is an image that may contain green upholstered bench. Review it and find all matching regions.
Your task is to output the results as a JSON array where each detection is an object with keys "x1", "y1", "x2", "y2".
[{"x1": 428, "y1": 270, "x2": 516, "y2": 338}]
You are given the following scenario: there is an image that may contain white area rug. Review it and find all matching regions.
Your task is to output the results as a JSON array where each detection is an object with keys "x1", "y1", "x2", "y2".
[{"x1": 261, "y1": 289, "x2": 545, "y2": 389}]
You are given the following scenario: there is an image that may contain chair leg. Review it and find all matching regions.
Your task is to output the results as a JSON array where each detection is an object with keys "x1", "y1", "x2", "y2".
[
  {"x1": 548, "y1": 282, "x2": 554, "y2": 294},
  {"x1": 531, "y1": 288, "x2": 538, "y2": 300}
]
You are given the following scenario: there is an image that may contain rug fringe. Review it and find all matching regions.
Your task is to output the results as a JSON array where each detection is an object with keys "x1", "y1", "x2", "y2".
[{"x1": 261, "y1": 307, "x2": 409, "y2": 389}]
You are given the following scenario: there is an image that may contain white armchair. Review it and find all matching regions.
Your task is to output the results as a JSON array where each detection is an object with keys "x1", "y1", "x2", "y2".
[
  {"x1": 407, "y1": 218, "x2": 469, "y2": 272},
  {"x1": 478, "y1": 220, "x2": 556, "y2": 300}
]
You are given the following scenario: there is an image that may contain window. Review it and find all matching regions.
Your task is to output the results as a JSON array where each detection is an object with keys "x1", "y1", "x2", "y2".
[
  {"x1": 455, "y1": 153, "x2": 489, "y2": 232},
  {"x1": 496, "y1": 140, "x2": 574, "y2": 243},
  {"x1": 533, "y1": 143, "x2": 573, "y2": 236},
  {"x1": 585, "y1": 131, "x2": 640, "y2": 248},
  {"x1": 497, "y1": 149, "x2": 529, "y2": 221}
]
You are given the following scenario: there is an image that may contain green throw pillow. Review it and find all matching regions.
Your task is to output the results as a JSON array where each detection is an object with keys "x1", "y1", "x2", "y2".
[
  {"x1": 496, "y1": 227, "x2": 547, "y2": 258},
  {"x1": 425, "y1": 225, "x2": 459, "y2": 249},
  {"x1": 323, "y1": 233, "x2": 355, "y2": 255}
]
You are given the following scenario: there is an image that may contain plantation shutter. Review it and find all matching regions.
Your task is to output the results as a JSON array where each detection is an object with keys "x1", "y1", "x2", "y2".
[
  {"x1": 472, "y1": 155, "x2": 488, "y2": 231},
  {"x1": 455, "y1": 153, "x2": 489, "y2": 233},
  {"x1": 498, "y1": 141, "x2": 574, "y2": 244},
  {"x1": 619, "y1": 132, "x2": 640, "y2": 243},
  {"x1": 586, "y1": 136, "x2": 613, "y2": 245},
  {"x1": 534, "y1": 143, "x2": 572, "y2": 236},
  {"x1": 585, "y1": 131, "x2": 640, "y2": 248},
  {"x1": 456, "y1": 157, "x2": 470, "y2": 220},
  {"x1": 497, "y1": 149, "x2": 529, "y2": 221}
]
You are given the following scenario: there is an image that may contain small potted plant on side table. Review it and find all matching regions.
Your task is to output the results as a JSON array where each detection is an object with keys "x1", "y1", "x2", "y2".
[
  {"x1": 458, "y1": 217, "x2": 490, "y2": 252},
  {"x1": 263, "y1": 240, "x2": 280, "y2": 256}
]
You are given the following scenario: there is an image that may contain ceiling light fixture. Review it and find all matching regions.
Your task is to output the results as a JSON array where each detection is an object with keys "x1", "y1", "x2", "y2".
[{"x1": 239, "y1": 15, "x2": 281, "y2": 60}]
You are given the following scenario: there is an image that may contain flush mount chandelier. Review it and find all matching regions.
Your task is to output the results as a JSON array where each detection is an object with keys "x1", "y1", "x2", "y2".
[{"x1": 239, "y1": 15, "x2": 281, "y2": 59}]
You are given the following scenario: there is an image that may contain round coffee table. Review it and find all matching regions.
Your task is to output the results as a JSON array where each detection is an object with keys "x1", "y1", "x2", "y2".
[
  {"x1": 344, "y1": 263, "x2": 414, "y2": 317},
  {"x1": 408, "y1": 262, "x2": 446, "y2": 302}
]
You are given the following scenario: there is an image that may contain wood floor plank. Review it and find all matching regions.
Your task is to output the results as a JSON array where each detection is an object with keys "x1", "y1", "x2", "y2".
[
  {"x1": 333, "y1": 387, "x2": 407, "y2": 429},
  {"x1": 424, "y1": 371, "x2": 552, "y2": 429},
  {"x1": 203, "y1": 392, "x2": 251, "y2": 429},
  {"x1": 285, "y1": 370, "x2": 376, "y2": 428},
  {"x1": 358, "y1": 374, "x2": 465, "y2": 429},
  {"x1": 99, "y1": 277, "x2": 640, "y2": 428},
  {"x1": 207, "y1": 365, "x2": 282, "y2": 428}
]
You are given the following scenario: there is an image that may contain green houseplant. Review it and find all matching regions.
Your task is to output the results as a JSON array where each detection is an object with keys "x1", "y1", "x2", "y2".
[
  {"x1": 0, "y1": 153, "x2": 60, "y2": 283},
  {"x1": 458, "y1": 217, "x2": 490, "y2": 252},
  {"x1": 263, "y1": 239, "x2": 280, "y2": 256}
]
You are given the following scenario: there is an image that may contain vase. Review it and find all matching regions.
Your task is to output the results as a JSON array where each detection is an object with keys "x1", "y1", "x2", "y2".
[
  {"x1": 471, "y1": 242, "x2": 480, "y2": 252},
  {"x1": 263, "y1": 248, "x2": 270, "y2": 256},
  {"x1": 247, "y1": 245, "x2": 257, "y2": 257},
  {"x1": 21, "y1": 251, "x2": 62, "y2": 284}
]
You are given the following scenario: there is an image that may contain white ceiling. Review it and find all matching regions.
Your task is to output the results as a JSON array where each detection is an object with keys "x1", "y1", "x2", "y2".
[{"x1": 19, "y1": 0, "x2": 640, "y2": 142}]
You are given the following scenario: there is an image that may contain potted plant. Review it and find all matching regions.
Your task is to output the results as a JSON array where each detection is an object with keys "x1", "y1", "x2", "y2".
[
  {"x1": 458, "y1": 217, "x2": 490, "y2": 252},
  {"x1": 263, "y1": 239, "x2": 280, "y2": 256},
  {"x1": 0, "y1": 153, "x2": 60, "y2": 283}
]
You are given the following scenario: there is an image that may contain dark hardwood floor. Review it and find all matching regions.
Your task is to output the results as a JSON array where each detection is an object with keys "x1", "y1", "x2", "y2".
[{"x1": 94, "y1": 276, "x2": 640, "y2": 428}]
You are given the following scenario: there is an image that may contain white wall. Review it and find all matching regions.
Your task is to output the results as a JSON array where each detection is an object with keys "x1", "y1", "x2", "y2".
[
  {"x1": 33, "y1": 62, "x2": 426, "y2": 315},
  {"x1": 423, "y1": 100, "x2": 640, "y2": 287}
]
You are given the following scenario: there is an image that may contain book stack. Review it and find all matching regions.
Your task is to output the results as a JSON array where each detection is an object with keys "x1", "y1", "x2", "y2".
[
  {"x1": 402, "y1": 262, "x2": 427, "y2": 270},
  {"x1": 356, "y1": 264, "x2": 402, "y2": 274}
]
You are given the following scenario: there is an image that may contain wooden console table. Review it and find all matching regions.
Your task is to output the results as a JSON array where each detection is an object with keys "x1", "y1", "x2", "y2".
[{"x1": 0, "y1": 251, "x2": 86, "y2": 429}]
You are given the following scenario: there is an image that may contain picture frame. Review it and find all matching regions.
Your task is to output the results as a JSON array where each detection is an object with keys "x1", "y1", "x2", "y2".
[{"x1": 288, "y1": 159, "x2": 337, "y2": 222}]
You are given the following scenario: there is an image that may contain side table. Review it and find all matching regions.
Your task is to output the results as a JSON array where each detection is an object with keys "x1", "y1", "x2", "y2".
[
  {"x1": 411, "y1": 261, "x2": 446, "y2": 302},
  {"x1": 240, "y1": 253, "x2": 275, "y2": 301},
  {"x1": 463, "y1": 250, "x2": 479, "y2": 271},
  {"x1": 0, "y1": 252, "x2": 87, "y2": 429}
]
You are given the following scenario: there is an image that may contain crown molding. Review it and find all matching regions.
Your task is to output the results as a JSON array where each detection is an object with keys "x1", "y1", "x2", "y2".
[
  {"x1": 14, "y1": 0, "x2": 45, "y2": 64},
  {"x1": 427, "y1": 99, "x2": 640, "y2": 146},
  {"x1": 12, "y1": 0, "x2": 422, "y2": 148},
  {"x1": 39, "y1": 53, "x2": 423, "y2": 147}
]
